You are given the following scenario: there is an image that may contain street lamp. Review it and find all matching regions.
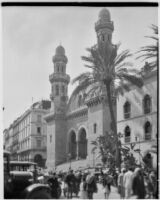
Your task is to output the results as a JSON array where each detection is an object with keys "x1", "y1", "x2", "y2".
[
  {"x1": 68, "y1": 153, "x2": 72, "y2": 169},
  {"x1": 92, "y1": 150, "x2": 95, "y2": 168}
]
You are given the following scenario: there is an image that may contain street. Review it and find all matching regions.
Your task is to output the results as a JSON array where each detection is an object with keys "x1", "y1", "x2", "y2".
[{"x1": 60, "y1": 183, "x2": 120, "y2": 199}]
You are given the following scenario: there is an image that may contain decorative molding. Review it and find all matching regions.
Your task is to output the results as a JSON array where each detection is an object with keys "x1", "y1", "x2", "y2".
[
  {"x1": 67, "y1": 107, "x2": 88, "y2": 119},
  {"x1": 117, "y1": 111, "x2": 157, "y2": 124}
]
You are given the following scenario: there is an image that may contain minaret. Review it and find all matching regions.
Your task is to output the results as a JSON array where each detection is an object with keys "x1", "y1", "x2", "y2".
[
  {"x1": 95, "y1": 8, "x2": 114, "y2": 45},
  {"x1": 49, "y1": 45, "x2": 70, "y2": 113},
  {"x1": 45, "y1": 45, "x2": 70, "y2": 170}
]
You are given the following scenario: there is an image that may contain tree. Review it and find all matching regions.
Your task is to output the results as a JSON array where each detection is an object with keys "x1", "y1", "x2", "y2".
[
  {"x1": 137, "y1": 24, "x2": 158, "y2": 69},
  {"x1": 70, "y1": 41, "x2": 143, "y2": 168},
  {"x1": 91, "y1": 132, "x2": 116, "y2": 168},
  {"x1": 121, "y1": 143, "x2": 141, "y2": 169}
]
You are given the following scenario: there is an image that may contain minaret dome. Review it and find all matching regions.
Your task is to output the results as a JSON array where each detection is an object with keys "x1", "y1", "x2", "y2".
[
  {"x1": 98, "y1": 8, "x2": 111, "y2": 21},
  {"x1": 52, "y1": 45, "x2": 68, "y2": 64}
]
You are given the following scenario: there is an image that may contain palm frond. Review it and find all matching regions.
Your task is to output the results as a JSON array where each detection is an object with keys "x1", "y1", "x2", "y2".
[
  {"x1": 120, "y1": 73, "x2": 143, "y2": 88},
  {"x1": 114, "y1": 49, "x2": 132, "y2": 66},
  {"x1": 71, "y1": 72, "x2": 93, "y2": 85}
]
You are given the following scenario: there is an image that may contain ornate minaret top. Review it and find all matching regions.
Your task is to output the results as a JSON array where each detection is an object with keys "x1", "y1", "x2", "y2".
[
  {"x1": 95, "y1": 8, "x2": 114, "y2": 45},
  {"x1": 49, "y1": 45, "x2": 70, "y2": 113}
]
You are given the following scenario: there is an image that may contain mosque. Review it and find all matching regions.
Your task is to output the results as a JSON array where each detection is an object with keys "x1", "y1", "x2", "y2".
[{"x1": 44, "y1": 8, "x2": 157, "y2": 171}]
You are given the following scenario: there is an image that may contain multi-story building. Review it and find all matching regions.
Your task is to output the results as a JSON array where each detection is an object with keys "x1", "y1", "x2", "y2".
[
  {"x1": 3, "y1": 124, "x2": 13, "y2": 152},
  {"x1": 45, "y1": 8, "x2": 157, "y2": 171},
  {"x1": 3, "y1": 100, "x2": 51, "y2": 167},
  {"x1": 117, "y1": 62, "x2": 157, "y2": 166}
]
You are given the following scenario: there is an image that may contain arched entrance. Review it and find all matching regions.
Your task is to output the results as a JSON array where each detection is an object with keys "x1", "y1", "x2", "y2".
[
  {"x1": 69, "y1": 131, "x2": 77, "y2": 159},
  {"x1": 34, "y1": 154, "x2": 44, "y2": 167},
  {"x1": 78, "y1": 128, "x2": 87, "y2": 159}
]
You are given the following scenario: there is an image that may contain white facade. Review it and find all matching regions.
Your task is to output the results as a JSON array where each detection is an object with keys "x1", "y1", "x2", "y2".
[{"x1": 117, "y1": 68, "x2": 157, "y2": 164}]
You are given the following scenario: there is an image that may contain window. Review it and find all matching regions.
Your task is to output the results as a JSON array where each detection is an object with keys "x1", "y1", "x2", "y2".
[
  {"x1": 124, "y1": 126, "x2": 131, "y2": 143},
  {"x1": 37, "y1": 115, "x2": 41, "y2": 122},
  {"x1": 143, "y1": 95, "x2": 151, "y2": 114},
  {"x1": 56, "y1": 85, "x2": 59, "y2": 96},
  {"x1": 37, "y1": 140, "x2": 41, "y2": 148},
  {"x1": 93, "y1": 123, "x2": 97, "y2": 134},
  {"x1": 52, "y1": 85, "x2": 54, "y2": 92},
  {"x1": 50, "y1": 135, "x2": 52, "y2": 143},
  {"x1": 101, "y1": 34, "x2": 105, "y2": 42},
  {"x1": 123, "y1": 101, "x2": 131, "y2": 119},
  {"x1": 37, "y1": 127, "x2": 41, "y2": 134},
  {"x1": 144, "y1": 121, "x2": 152, "y2": 140},
  {"x1": 62, "y1": 85, "x2": 65, "y2": 94}
]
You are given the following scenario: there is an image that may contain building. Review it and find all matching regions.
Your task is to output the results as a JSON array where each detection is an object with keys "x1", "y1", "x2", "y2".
[
  {"x1": 45, "y1": 8, "x2": 116, "y2": 170},
  {"x1": 3, "y1": 100, "x2": 51, "y2": 167},
  {"x1": 45, "y1": 8, "x2": 157, "y2": 171},
  {"x1": 117, "y1": 62, "x2": 157, "y2": 167}
]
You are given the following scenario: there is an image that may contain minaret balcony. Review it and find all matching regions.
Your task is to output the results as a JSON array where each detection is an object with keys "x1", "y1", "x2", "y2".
[
  {"x1": 49, "y1": 73, "x2": 70, "y2": 84},
  {"x1": 95, "y1": 20, "x2": 114, "y2": 32}
]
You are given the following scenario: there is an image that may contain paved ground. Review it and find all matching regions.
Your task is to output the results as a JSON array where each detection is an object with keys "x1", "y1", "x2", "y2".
[{"x1": 60, "y1": 183, "x2": 120, "y2": 199}]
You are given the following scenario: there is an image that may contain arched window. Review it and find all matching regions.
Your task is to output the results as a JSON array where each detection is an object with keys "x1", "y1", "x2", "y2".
[
  {"x1": 144, "y1": 121, "x2": 152, "y2": 140},
  {"x1": 124, "y1": 126, "x2": 131, "y2": 143},
  {"x1": 123, "y1": 101, "x2": 131, "y2": 119},
  {"x1": 93, "y1": 123, "x2": 97, "y2": 134},
  {"x1": 143, "y1": 95, "x2": 151, "y2": 114},
  {"x1": 101, "y1": 34, "x2": 105, "y2": 42},
  {"x1": 55, "y1": 85, "x2": 59, "y2": 96}
]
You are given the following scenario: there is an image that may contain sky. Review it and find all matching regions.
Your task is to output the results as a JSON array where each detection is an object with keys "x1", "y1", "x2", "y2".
[{"x1": 1, "y1": 6, "x2": 158, "y2": 129}]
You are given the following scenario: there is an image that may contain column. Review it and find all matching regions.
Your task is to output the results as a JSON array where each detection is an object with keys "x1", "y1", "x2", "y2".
[{"x1": 76, "y1": 140, "x2": 79, "y2": 160}]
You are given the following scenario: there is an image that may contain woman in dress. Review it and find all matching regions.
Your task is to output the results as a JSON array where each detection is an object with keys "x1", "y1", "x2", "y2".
[{"x1": 79, "y1": 176, "x2": 88, "y2": 199}]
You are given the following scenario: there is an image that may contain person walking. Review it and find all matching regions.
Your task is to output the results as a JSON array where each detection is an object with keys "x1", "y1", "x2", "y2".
[
  {"x1": 123, "y1": 167, "x2": 133, "y2": 199},
  {"x1": 47, "y1": 172, "x2": 59, "y2": 198},
  {"x1": 79, "y1": 176, "x2": 88, "y2": 199},
  {"x1": 86, "y1": 171, "x2": 97, "y2": 199},
  {"x1": 117, "y1": 168, "x2": 126, "y2": 199},
  {"x1": 132, "y1": 168, "x2": 146, "y2": 199},
  {"x1": 64, "y1": 169, "x2": 76, "y2": 198},
  {"x1": 102, "y1": 170, "x2": 113, "y2": 199}
]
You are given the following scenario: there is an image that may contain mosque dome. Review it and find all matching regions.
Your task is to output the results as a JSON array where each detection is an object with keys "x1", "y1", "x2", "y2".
[
  {"x1": 55, "y1": 45, "x2": 65, "y2": 56},
  {"x1": 98, "y1": 8, "x2": 111, "y2": 21}
]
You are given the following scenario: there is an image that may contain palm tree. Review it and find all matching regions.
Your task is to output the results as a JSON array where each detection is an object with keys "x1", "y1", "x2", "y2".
[
  {"x1": 70, "y1": 41, "x2": 143, "y2": 168},
  {"x1": 137, "y1": 24, "x2": 158, "y2": 69},
  {"x1": 91, "y1": 133, "x2": 116, "y2": 167}
]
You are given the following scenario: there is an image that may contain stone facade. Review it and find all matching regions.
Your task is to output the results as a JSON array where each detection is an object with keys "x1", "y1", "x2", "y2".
[
  {"x1": 45, "y1": 8, "x2": 116, "y2": 171},
  {"x1": 45, "y1": 8, "x2": 157, "y2": 171}
]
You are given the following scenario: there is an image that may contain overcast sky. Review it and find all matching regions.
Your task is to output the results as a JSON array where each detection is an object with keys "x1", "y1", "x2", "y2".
[{"x1": 2, "y1": 6, "x2": 158, "y2": 129}]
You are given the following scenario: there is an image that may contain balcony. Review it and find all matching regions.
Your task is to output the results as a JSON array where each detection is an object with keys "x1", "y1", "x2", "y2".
[
  {"x1": 145, "y1": 133, "x2": 151, "y2": 140},
  {"x1": 144, "y1": 108, "x2": 151, "y2": 114},
  {"x1": 124, "y1": 112, "x2": 130, "y2": 119},
  {"x1": 49, "y1": 73, "x2": 70, "y2": 84},
  {"x1": 125, "y1": 136, "x2": 130, "y2": 143}
]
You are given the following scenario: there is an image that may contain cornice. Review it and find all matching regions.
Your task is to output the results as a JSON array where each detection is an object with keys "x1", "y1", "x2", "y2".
[
  {"x1": 117, "y1": 111, "x2": 157, "y2": 124},
  {"x1": 44, "y1": 112, "x2": 66, "y2": 122},
  {"x1": 67, "y1": 107, "x2": 88, "y2": 119}
]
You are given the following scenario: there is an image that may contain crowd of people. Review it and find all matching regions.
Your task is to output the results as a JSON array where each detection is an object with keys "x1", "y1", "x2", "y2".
[{"x1": 37, "y1": 166, "x2": 157, "y2": 199}]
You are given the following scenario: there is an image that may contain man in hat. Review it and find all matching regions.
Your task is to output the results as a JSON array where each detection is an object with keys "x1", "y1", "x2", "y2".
[
  {"x1": 48, "y1": 172, "x2": 59, "y2": 198},
  {"x1": 86, "y1": 171, "x2": 97, "y2": 199}
]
